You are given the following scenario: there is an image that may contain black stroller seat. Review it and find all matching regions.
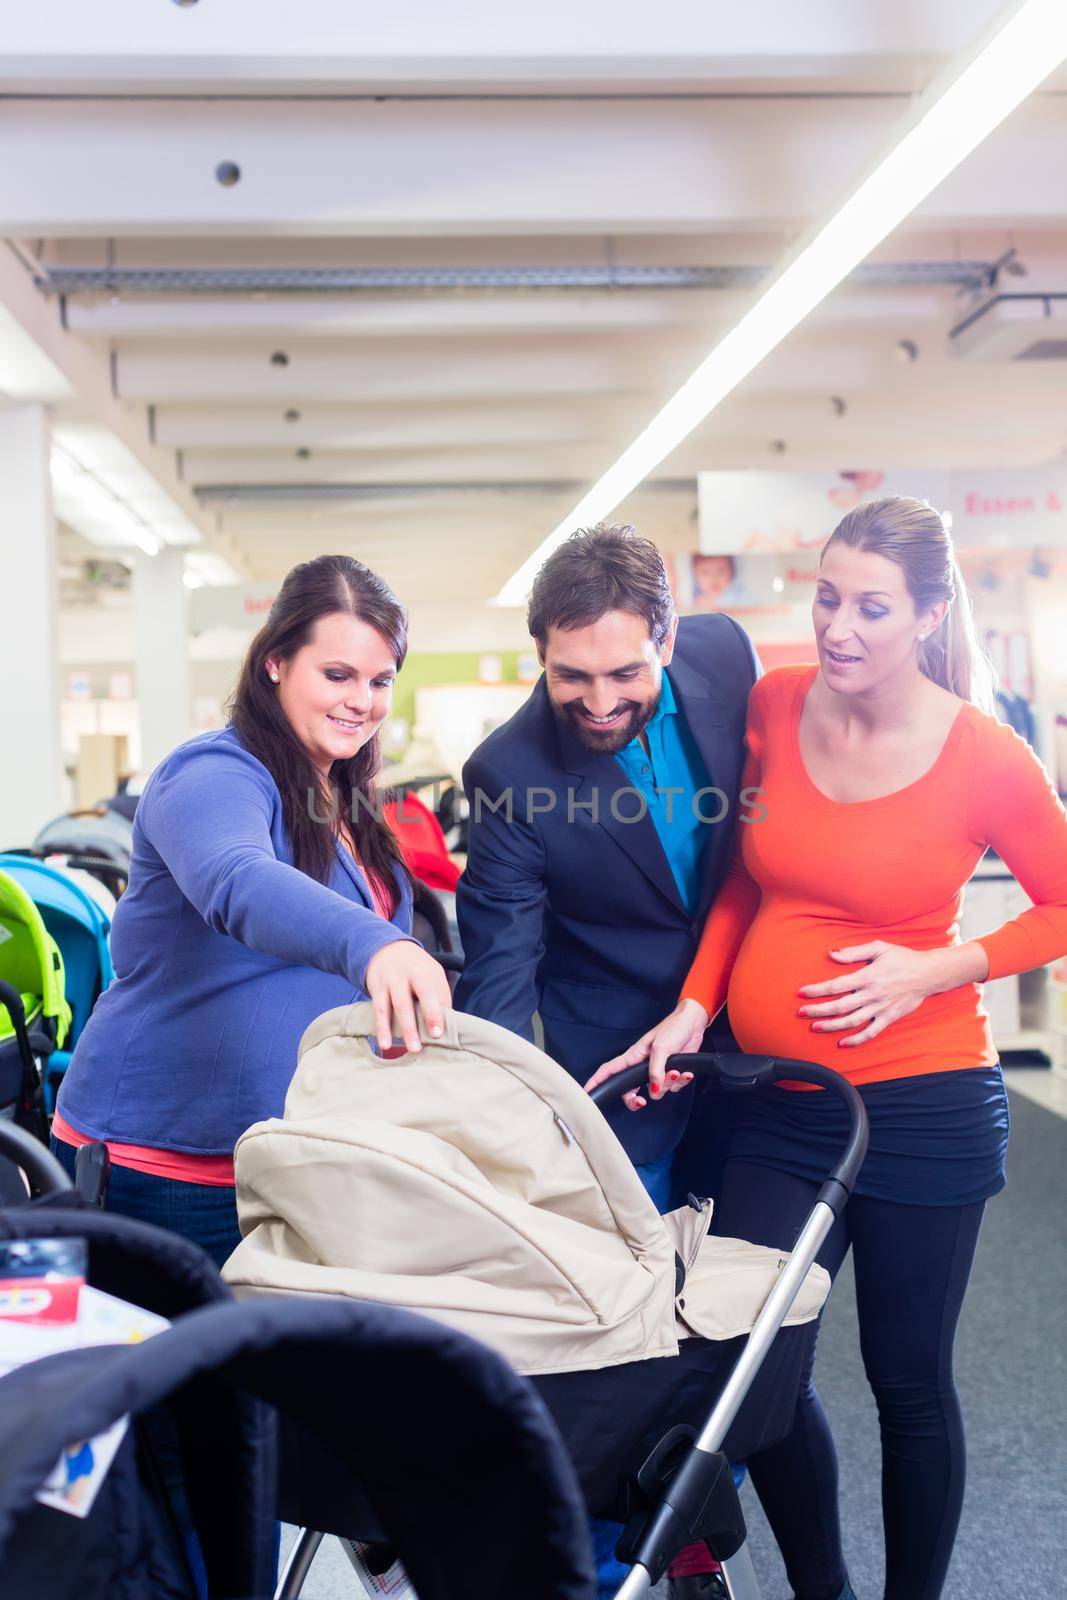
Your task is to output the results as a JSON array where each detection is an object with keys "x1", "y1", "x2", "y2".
[
  {"x1": 0, "y1": 1290, "x2": 594, "y2": 1600},
  {"x1": 0, "y1": 1161, "x2": 595, "y2": 1600}
]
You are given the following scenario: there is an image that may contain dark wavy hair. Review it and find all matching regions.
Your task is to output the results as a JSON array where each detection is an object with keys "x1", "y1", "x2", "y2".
[
  {"x1": 527, "y1": 524, "x2": 676, "y2": 650},
  {"x1": 229, "y1": 555, "x2": 411, "y2": 886}
]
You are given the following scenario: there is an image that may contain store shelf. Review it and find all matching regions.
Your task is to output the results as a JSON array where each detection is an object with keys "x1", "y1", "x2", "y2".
[{"x1": 963, "y1": 854, "x2": 1065, "y2": 1071}]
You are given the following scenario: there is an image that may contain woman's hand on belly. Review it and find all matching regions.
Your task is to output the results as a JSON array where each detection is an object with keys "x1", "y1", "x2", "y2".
[{"x1": 798, "y1": 939, "x2": 990, "y2": 1047}]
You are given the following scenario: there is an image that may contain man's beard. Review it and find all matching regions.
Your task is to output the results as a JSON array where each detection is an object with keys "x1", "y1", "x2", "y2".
[{"x1": 552, "y1": 694, "x2": 657, "y2": 755}]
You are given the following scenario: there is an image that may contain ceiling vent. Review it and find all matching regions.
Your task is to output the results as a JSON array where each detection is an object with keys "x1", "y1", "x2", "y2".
[{"x1": 950, "y1": 292, "x2": 1067, "y2": 360}]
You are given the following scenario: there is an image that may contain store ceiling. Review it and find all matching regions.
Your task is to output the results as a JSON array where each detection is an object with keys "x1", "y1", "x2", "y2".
[{"x1": 2, "y1": 1, "x2": 1067, "y2": 603}]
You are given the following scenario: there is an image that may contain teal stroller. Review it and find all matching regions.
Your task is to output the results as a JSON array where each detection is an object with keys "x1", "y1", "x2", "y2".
[{"x1": 0, "y1": 855, "x2": 113, "y2": 1112}]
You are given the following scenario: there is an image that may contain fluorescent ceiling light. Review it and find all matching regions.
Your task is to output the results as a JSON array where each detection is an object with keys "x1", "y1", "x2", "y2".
[
  {"x1": 182, "y1": 568, "x2": 204, "y2": 590},
  {"x1": 495, "y1": 0, "x2": 1067, "y2": 606},
  {"x1": 51, "y1": 445, "x2": 161, "y2": 557}
]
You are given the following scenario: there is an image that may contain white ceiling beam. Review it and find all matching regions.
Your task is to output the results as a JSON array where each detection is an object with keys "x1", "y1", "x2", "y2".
[
  {"x1": 3, "y1": 95, "x2": 1064, "y2": 237},
  {"x1": 183, "y1": 443, "x2": 609, "y2": 486},
  {"x1": 63, "y1": 285, "x2": 954, "y2": 342},
  {"x1": 153, "y1": 397, "x2": 636, "y2": 451},
  {"x1": 0, "y1": 0, "x2": 1013, "y2": 94},
  {"x1": 151, "y1": 363, "x2": 1067, "y2": 462},
  {"x1": 115, "y1": 326, "x2": 1067, "y2": 406},
  {"x1": 64, "y1": 289, "x2": 736, "y2": 341},
  {"x1": 114, "y1": 337, "x2": 674, "y2": 402}
]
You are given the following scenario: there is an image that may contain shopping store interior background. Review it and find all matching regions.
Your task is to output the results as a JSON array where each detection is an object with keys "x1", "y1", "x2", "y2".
[{"x1": 3, "y1": 3, "x2": 1067, "y2": 1071}]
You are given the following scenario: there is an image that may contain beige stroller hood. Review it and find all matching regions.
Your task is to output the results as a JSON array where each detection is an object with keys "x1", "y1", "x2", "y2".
[{"x1": 223, "y1": 1003, "x2": 830, "y2": 1376}]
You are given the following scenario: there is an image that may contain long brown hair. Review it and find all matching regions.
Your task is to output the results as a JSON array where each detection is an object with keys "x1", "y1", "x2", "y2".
[
  {"x1": 822, "y1": 497, "x2": 995, "y2": 711},
  {"x1": 229, "y1": 555, "x2": 410, "y2": 886}
]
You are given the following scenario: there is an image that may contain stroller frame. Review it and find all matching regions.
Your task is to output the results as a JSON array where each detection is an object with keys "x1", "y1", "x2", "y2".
[{"x1": 283, "y1": 1051, "x2": 867, "y2": 1600}]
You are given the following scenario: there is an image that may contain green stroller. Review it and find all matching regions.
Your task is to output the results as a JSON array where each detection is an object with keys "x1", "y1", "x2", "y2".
[{"x1": 0, "y1": 866, "x2": 71, "y2": 1143}]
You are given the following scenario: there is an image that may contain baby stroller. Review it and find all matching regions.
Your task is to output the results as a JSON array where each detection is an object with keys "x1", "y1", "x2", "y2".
[
  {"x1": 384, "y1": 791, "x2": 463, "y2": 959},
  {"x1": 0, "y1": 855, "x2": 114, "y2": 1111},
  {"x1": 0, "y1": 867, "x2": 72, "y2": 1144},
  {"x1": 23, "y1": 807, "x2": 134, "y2": 902},
  {"x1": 0, "y1": 1124, "x2": 593, "y2": 1600},
  {"x1": 224, "y1": 1004, "x2": 868, "y2": 1599}
]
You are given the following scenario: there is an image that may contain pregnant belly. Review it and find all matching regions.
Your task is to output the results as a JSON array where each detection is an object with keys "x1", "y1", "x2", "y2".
[
  {"x1": 725, "y1": 907, "x2": 991, "y2": 1080},
  {"x1": 726, "y1": 911, "x2": 850, "y2": 1065}
]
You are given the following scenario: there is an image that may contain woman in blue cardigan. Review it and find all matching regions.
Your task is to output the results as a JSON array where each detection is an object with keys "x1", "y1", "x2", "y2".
[{"x1": 53, "y1": 554, "x2": 450, "y2": 1266}]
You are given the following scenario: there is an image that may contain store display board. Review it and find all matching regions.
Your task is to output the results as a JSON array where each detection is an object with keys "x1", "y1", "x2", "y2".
[{"x1": 697, "y1": 467, "x2": 1067, "y2": 553}]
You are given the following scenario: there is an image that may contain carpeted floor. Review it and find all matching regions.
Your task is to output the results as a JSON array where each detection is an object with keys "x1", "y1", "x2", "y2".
[{"x1": 284, "y1": 1087, "x2": 1067, "y2": 1600}]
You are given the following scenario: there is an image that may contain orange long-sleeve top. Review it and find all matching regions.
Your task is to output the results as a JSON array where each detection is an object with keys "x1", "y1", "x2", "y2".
[{"x1": 681, "y1": 665, "x2": 1067, "y2": 1088}]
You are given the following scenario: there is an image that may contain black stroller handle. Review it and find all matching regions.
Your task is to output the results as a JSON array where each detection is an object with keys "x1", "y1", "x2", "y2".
[
  {"x1": 0, "y1": 1116, "x2": 73, "y2": 1198},
  {"x1": 0, "y1": 980, "x2": 52, "y2": 1147},
  {"x1": 589, "y1": 1051, "x2": 869, "y2": 1212},
  {"x1": 0, "y1": 982, "x2": 36, "y2": 1083}
]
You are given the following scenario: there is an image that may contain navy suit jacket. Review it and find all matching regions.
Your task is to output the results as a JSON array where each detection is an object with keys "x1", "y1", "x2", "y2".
[{"x1": 454, "y1": 613, "x2": 759, "y2": 1163}]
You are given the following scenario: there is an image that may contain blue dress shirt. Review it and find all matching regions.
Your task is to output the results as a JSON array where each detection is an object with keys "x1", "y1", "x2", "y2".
[{"x1": 613, "y1": 670, "x2": 712, "y2": 916}]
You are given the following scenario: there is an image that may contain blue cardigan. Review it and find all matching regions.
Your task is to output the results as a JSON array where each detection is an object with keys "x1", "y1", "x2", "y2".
[{"x1": 56, "y1": 727, "x2": 414, "y2": 1154}]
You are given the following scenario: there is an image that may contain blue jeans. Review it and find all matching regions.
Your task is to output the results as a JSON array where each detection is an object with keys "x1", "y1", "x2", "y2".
[
  {"x1": 49, "y1": 1137, "x2": 241, "y2": 1270},
  {"x1": 590, "y1": 1151, "x2": 674, "y2": 1599}
]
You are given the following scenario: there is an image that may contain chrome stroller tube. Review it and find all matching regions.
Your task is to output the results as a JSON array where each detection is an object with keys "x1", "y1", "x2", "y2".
[
  {"x1": 685, "y1": 1057, "x2": 864, "y2": 1458},
  {"x1": 590, "y1": 1054, "x2": 869, "y2": 1600}
]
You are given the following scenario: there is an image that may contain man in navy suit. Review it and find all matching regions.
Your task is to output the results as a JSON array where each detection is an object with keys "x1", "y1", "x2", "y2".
[
  {"x1": 455, "y1": 525, "x2": 759, "y2": 1178},
  {"x1": 455, "y1": 525, "x2": 758, "y2": 1599}
]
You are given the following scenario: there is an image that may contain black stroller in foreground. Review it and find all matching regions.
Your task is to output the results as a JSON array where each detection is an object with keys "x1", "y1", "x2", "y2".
[
  {"x1": 0, "y1": 1053, "x2": 867, "y2": 1600},
  {"x1": 0, "y1": 1126, "x2": 593, "y2": 1600}
]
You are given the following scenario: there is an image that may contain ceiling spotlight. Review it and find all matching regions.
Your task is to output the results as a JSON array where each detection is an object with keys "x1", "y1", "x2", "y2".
[
  {"x1": 172, "y1": 1, "x2": 200, "y2": 7},
  {"x1": 296, "y1": 448, "x2": 312, "y2": 460},
  {"x1": 769, "y1": 439, "x2": 787, "y2": 455},
  {"x1": 895, "y1": 338, "x2": 920, "y2": 363},
  {"x1": 215, "y1": 161, "x2": 241, "y2": 188},
  {"x1": 270, "y1": 351, "x2": 290, "y2": 367},
  {"x1": 828, "y1": 395, "x2": 847, "y2": 417},
  {"x1": 284, "y1": 408, "x2": 301, "y2": 423}
]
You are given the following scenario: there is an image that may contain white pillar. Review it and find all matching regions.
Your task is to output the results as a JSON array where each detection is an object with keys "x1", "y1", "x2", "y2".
[
  {"x1": 133, "y1": 547, "x2": 191, "y2": 772},
  {"x1": 0, "y1": 406, "x2": 63, "y2": 845}
]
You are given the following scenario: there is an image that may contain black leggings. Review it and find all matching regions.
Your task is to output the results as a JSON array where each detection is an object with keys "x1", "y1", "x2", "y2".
[{"x1": 714, "y1": 1160, "x2": 985, "y2": 1600}]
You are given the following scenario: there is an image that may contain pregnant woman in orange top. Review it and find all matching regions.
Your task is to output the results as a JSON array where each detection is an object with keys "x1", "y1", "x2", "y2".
[{"x1": 587, "y1": 498, "x2": 1067, "y2": 1600}]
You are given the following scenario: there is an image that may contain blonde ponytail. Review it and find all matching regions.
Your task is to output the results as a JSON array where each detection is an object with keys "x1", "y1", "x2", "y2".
[{"x1": 919, "y1": 552, "x2": 995, "y2": 712}]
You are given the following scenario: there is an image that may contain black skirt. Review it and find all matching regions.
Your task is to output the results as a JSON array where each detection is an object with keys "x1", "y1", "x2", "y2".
[{"x1": 725, "y1": 1066, "x2": 1010, "y2": 1207}]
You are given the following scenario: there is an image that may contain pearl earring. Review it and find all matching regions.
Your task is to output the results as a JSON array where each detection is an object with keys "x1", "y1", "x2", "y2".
[{"x1": 269, "y1": 670, "x2": 279, "y2": 682}]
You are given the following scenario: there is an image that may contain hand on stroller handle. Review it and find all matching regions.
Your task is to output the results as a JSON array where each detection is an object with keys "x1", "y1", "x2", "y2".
[
  {"x1": 364, "y1": 940, "x2": 453, "y2": 1054},
  {"x1": 589, "y1": 1051, "x2": 870, "y2": 1208}
]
